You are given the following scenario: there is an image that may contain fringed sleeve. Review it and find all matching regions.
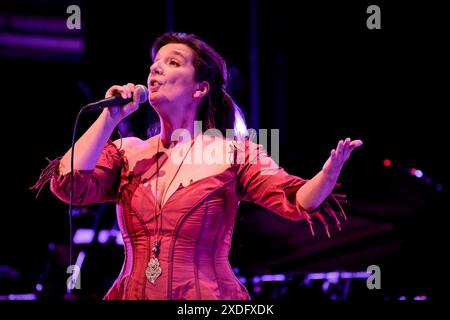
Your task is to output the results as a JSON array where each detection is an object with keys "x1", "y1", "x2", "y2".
[
  {"x1": 30, "y1": 140, "x2": 125, "y2": 206},
  {"x1": 235, "y1": 138, "x2": 347, "y2": 237}
]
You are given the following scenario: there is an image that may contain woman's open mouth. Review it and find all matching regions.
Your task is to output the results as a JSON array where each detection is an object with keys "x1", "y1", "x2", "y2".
[{"x1": 150, "y1": 79, "x2": 163, "y2": 91}]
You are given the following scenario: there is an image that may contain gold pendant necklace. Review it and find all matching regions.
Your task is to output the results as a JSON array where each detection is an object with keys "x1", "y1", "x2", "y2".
[{"x1": 145, "y1": 136, "x2": 195, "y2": 285}]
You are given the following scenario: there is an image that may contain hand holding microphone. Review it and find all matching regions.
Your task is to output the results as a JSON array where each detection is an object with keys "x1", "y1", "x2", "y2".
[{"x1": 83, "y1": 83, "x2": 149, "y2": 123}]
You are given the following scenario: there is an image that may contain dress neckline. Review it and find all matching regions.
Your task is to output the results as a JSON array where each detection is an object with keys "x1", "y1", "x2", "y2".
[{"x1": 148, "y1": 165, "x2": 235, "y2": 211}]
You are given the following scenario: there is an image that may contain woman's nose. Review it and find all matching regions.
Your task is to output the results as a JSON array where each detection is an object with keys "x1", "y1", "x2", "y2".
[{"x1": 150, "y1": 62, "x2": 163, "y2": 75}]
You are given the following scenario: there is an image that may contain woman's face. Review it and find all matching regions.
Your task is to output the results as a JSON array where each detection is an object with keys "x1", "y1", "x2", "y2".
[{"x1": 148, "y1": 43, "x2": 198, "y2": 109}]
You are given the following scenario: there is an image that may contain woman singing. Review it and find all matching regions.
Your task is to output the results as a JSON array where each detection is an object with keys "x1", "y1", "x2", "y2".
[{"x1": 33, "y1": 32, "x2": 362, "y2": 299}]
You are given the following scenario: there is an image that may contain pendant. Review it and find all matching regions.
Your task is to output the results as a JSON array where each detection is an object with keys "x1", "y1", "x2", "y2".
[{"x1": 146, "y1": 257, "x2": 162, "y2": 285}]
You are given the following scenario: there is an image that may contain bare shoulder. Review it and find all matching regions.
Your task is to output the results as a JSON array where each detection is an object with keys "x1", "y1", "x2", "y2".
[
  {"x1": 199, "y1": 133, "x2": 239, "y2": 165},
  {"x1": 112, "y1": 136, "x2": 151, "y2": 154}
]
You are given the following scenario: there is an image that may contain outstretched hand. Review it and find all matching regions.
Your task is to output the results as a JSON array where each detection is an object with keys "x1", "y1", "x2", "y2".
[{"x1": 322, "y1": 138, "x2": 363, "y2": 180}]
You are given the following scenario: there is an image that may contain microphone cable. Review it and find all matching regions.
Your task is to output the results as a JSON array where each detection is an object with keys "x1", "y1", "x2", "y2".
[{"x1": 67, "y1": 107, "x2": 84, "y2": 297}]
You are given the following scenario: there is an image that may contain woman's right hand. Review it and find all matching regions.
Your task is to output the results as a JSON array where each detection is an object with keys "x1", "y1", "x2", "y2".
[{"x1": 103, "y1": 83, "x2": 142, "y2": 123}]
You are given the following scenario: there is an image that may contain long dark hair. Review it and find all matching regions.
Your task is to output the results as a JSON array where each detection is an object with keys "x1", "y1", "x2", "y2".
[{"x1": 150, "y1": 32, "x2": 246, "y2": 138}]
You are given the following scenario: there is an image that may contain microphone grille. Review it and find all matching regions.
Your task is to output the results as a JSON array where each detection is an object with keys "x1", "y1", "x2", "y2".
[{"x1": 136, "y1": 85, "x2": 149, "y2": 103}]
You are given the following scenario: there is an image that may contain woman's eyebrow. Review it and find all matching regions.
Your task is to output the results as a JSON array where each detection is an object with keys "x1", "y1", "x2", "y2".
[
  {"x1": 154, "y1": 50, "x2": 186, "y2": 62},
  {"x1": 168, "y1": 50, "x2": 186, "y2": 60}
]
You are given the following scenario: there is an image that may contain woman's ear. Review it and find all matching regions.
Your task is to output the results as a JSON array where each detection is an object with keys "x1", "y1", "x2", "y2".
[{"x1": 193, "y1": 81, "x2": 210, "y2": 98}]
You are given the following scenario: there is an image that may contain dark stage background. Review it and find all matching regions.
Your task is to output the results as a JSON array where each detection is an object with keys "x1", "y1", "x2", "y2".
[{"x1": 0, "y1": 0, "x2": 448, "y2": 301}]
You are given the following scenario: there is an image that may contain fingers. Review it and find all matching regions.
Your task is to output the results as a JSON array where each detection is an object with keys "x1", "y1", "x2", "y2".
[
  {"x1": 105, "y1": 85, "x2": 123, "y2": 98},
  {"x1": 105, "y1": 83, "x2": 137, "y2": 99},
  {"x1": 334, "y1": 137, "x2": 363, "y2": 162},
  {"x1": 335, "y1": 139, "x2": 344, "y2": 161},
  {"x1": 342, "y1": 137, "x2": 351, "y2": 160},
  {"x1": 123, "y1": 83, "x2": 143, "y2": 108},
  {"x1": 349, "y1": 139, "x2": 363, "y2": 149},
  {"x1": 106, "y1": 85, "x2": 127, "y2": 99},
  {"x1": 330, "y1": 148, "x2": 336, "y2": 159},
  {"x1": 343, "y1": 137, "x2": 351, "y2": 149},
  {"x1": 346, "y1": 138, "x2": 363, "y2": 159},
  {"x1": 105, "y1": 83, "x2": 141, "y2": 110},
  {"x1": 124, "y1": 83, "x2": 135, "y2": 99},
  {"x1": 325, "y1": 137, "x2": 362, "y2": 177}
]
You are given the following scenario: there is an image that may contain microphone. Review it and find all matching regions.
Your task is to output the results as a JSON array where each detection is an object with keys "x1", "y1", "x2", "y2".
[{"x1": 83, "y1": 85, "x2": 149, "y2": 112}]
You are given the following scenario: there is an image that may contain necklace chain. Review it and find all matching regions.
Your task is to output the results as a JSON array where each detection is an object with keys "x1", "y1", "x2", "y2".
[
  {"x1": 153, "y1": 136, "x2": 196, "y2": 237},
  {"x1": 147, "y1": 135, "x2": 196, "y2": 285}
]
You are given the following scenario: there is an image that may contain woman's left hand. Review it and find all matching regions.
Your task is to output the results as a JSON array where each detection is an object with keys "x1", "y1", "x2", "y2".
[{"x1": 322, "y1": 138, "x2": 363, "y2": 180}]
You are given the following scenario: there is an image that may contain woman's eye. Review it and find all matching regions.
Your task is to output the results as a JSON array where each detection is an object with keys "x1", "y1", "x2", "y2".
[{"x1": 169, "y1": 60, "x2": 180, "y2": 66}]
